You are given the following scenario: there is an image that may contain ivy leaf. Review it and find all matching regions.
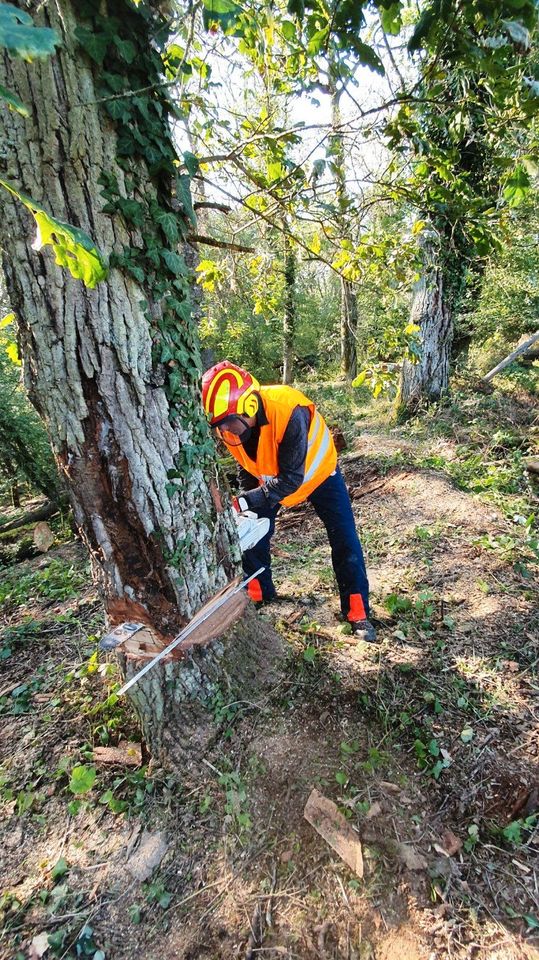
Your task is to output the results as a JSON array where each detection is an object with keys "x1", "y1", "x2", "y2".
[
  {"x1": 201, "y1": 0, "x2": 242, "y2": 33},
  {"x1": 154, "y1": 208, "x2": 179, "y2": 244},
  {"x1": 0, "y1": 3, "x2": 60, "y2": 60},
  {"x1": 0, "y1": 178, "x2": 108, "y2": 288},
  {"x1": 0, "y1": 83, "x2": 29, "y2": 116},
  {"x1": 408, "y1": 5, "x2": 437, "y2": 53},
  {"x1": 380, "y1": 1, "x2": 403, "y2": 35},
  {"x1": 503, "y1": 165, "x2": 531, "y2": 206},
  {"x1": 351, "y1": 39, "x2": 384, "y2": 75},
  {"x1": 51, "y1": 857, "x2": 69, "y2": 881},
  {"x1": 74, "y1": 25, "x2": 109, "y2": 65},
  {"x1": 307, "y1": 27, "x2": 328, "y2": 56},
  {"x1": 113, "y1": 36, "x2": 137, "y2": 63},
  {"x1": 69, "y1": 764, "x2": 96, "y2": 795},
  {"x1": 281, "y1": 20, "x2": 296, "y2": 40},
  {"x1": 183, "y1": 151, "x2": 200, "y2": 177},
  {"x1": 161, "y1": 250, "x2": 187, "y2": 275},
  {"x1": 176, "y1": 173, "x2": 196, "y2": 226},
  {"x1": 287, "y1": 0, "x2": 305, "y2": 18}
]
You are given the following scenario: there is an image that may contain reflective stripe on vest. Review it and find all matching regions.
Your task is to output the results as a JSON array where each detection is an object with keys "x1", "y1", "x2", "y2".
[{"x1": 304, "y1": 415, "x2": 332, "y2": 484}]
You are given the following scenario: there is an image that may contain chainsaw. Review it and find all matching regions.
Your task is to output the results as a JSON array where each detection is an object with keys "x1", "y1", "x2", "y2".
[{"x1": 99, "y1": 507, "x2": 270, "y2": 693}]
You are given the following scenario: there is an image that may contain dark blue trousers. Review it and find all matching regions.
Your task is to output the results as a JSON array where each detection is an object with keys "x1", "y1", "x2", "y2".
[{"x1": 242, "y1": 467, "x2": 370, "y2": 620}]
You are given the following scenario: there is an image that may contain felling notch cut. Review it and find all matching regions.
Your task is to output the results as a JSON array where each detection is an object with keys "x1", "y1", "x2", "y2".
[{"x1": 99, "y1": 568, "x2": 264, "y2": 696}]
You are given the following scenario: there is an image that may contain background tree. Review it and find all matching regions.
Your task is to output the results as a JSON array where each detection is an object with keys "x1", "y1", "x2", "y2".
[{"x1": 392, "y1": 0, "x2": 539, "y2": 411}]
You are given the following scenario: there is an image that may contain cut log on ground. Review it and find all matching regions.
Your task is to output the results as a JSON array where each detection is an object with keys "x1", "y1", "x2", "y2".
[{"x1": 0, "y1": 501, "x2": 59, "y2": 534}]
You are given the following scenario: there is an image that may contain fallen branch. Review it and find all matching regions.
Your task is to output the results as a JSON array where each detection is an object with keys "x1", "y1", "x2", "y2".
[
  {"x1": 0, "y1": 500, "x2": 59, "y2": 533},
  {"x1": 482, "y1": 330, "x2": 539, "y2": 383}
]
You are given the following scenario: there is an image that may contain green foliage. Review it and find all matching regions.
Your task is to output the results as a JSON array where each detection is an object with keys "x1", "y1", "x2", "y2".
[
  {"x1": 0, "y1": 316, "x2": 61, "y2": 503},
  {"x1": 0, "y1": 3, "x2": 59, "y2": 59},
  {"x1": 461, "y1": 194, "x2": 539, "y2": 356},
  {"x1": 501, "y1": 814, "x2": 538, "y2": 846},
  {"x1": 0, "y1": 558, "x2": 88, "y2": 609},
  {"x1": 68, "y1": 764, "x2": 96, "y2": 795},
  {"x1": 0, "y1": 2, "x2": 59, "y2": 114},
  {"x1": 218, "y1": 767, "x2": 252, "y2": 831},
  {"x1": 0, "y1": 179, "x2": 108, "y2": 288},
  {"x1": 0, "y1": 82, "x2": 28, "y2": 116}
]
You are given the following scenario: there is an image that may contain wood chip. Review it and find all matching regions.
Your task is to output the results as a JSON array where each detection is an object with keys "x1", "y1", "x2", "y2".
[
  {"x1": 125, "y1": 830, "x2": 168, "y2": 881},
  {"x1": 396, "y1": 843, "x2": 428, "y2": 871},
  {"x1": 28, "y1": 932, "x2": 49, "y2": 959},
  {"x1": 440, "y1": 828, "x2": 463, "y2": 857},
  {"x1": 33, "y1": 521, "x2": 54, "y2": 552},
  {"x1": 350, "y1": 479, "x2": 388, "y2": 499},
  {"x1": 93, "y1": 741, "x2": 142, "y2": 767},
  {"x1": 379, "y1": 781, "x2": 401, "y2": 794},
  {"x1": 366, "y1": 801, "x2": 382, "y2": 820},
  {"x1": 304, "y1": 788, "x2": 363, "y2": 878}
]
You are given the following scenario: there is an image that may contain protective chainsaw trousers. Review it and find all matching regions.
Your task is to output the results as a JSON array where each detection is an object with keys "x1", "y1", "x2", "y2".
[{"x1": 242, "y1": 466, "x2": 370, "y2": 621}]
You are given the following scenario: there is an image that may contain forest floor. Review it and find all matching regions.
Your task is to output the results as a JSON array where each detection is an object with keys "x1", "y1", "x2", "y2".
[{"x1": 1, "y1": 375, "x2": 538, "y2": 960}]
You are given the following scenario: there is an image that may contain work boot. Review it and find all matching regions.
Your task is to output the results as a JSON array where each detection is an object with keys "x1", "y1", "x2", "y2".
[{"x1": 350, "y1": 619, "x2": 377, "y2": 643}]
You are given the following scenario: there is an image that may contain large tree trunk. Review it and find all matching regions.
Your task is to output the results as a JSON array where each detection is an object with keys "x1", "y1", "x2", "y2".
[
  {"x1": 282, "y1": 234, "x2": 296, "y2": 385},
  {"x1": 0, "y1": 0, "x2": 274, "y2": 763},
  {"x1": 398, "y1": 246, "x2": 452, "y2": 414}
]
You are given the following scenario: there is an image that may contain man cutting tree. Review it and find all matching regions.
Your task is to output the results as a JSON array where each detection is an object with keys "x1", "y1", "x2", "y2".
[{"x1": 202, "y1": 361, "x2": 376, "y2": 642}]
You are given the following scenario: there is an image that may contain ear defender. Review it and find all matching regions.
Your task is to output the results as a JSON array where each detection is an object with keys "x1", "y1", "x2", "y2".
[{"x1": 243, "y1": 392, "x2": 259, "y2": 418}]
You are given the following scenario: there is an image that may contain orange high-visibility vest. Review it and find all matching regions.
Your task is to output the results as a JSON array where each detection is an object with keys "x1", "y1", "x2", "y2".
[{"x1": 227, "y1": 385, "x2": 337, "y2": 507}]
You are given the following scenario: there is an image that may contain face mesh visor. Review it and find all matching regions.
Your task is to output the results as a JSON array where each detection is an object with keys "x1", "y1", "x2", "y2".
[{"x1": 213, "y1": 416, "x2": 248, "y2": 446}]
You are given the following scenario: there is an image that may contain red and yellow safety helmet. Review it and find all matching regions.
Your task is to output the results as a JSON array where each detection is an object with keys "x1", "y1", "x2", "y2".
[{"x1": 202, "y1": 360, "x2": 260, "y2": 425}]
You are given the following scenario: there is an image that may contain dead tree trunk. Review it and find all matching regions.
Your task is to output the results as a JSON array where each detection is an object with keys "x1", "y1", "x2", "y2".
[
  {"x1": 0, "y1": 0, "x2": 278, "y2": 765},
  {"x1": 398, "y1": 240, "x2": 452, "y2": 414},
  {"x1": 341, "y1": 278, "x2": 358, "y2": 382},
  {"x1": 282, "y1": 234, "x2": 296, "y2": 385}
]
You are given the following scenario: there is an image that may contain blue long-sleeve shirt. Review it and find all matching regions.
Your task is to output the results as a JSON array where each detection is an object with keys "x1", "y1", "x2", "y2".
[{"x1": 239, "y1": 404, "x2": 311, "y2": 510}]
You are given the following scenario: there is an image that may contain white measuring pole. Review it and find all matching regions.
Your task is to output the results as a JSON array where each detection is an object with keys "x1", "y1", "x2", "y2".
[{"x1": 116, "y1": 567, "x2": 264, "y2": 697}]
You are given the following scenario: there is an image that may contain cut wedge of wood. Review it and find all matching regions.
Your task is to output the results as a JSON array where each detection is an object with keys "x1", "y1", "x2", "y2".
[{"x1": 304, "y1": 788, "x2": 364, "y2": 878}]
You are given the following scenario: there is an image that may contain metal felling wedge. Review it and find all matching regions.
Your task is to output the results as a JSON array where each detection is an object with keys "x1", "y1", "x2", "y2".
[
  {"x1": 99, "y1": 621, "x2": 146, "y2": 652},
  {"x1": 304, "y1": 788, "x2": 364, "y2": 878}
]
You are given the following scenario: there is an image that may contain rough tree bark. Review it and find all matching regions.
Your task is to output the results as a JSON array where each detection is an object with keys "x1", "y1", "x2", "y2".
[
  {"x1": 398, "y1": 240, "x2": 452, "y2": 413},
  {"x1": 282, "y1": 232, "x2": 296, "y2": 385},
  {"x1": 0, "y1": 0, "x2": 279, "y2": 765}
]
